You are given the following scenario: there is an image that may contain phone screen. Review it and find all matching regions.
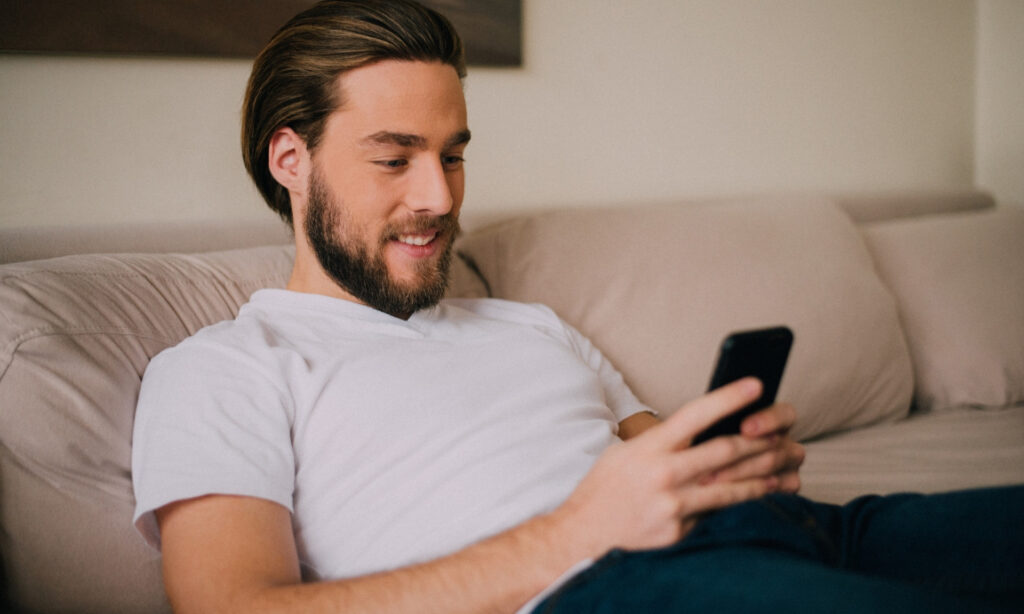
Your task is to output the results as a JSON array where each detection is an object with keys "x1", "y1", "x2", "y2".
[{"x1": 691, "y1": 326, "x2": 793, "y2": 445}]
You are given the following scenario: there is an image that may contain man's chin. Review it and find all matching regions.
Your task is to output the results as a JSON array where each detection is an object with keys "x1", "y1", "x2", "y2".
[
  {"x1": 393, "y1": 269, "x2": 450, "y2": 302},
  {"x1": 385, "y1": 243, "x2": 453, "y2": 287},
  {"x1": 366, "y1": 259, "x2": 451, "y2": 316},
  {"x1": 315, "y1": 235, "x2": 455, "y2": 317}
]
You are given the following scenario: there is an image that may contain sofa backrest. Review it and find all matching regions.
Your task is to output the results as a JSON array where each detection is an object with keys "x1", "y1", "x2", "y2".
[
  {"x1": 0, "y1": 190, "x2": 995, "y2": 265},
  {"x1": 0, "y1": 248, "x2": 293, "y2": 613},
  {"x1": 862, "y1": 207, "x2": 1024, "y2": 411},
  {"x1": 457, "y1": 196, "x2": 915, "y2": 442}
]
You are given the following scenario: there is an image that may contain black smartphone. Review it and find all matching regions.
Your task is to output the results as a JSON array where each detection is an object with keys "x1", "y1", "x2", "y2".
[{"x1": 691, "y1": 326, "x2": 793, "y2": 445}]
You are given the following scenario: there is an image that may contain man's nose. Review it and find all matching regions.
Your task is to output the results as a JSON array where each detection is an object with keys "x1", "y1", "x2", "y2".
[{"x1": 405, "y1": 160, "x2": 454, "y2": 215}]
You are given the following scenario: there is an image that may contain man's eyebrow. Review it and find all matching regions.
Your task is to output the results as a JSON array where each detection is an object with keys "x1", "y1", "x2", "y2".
[
  {"x1": 445, "y1": 129, "x2": 472, "y2": 148},
  {"x1": 362, "y1": 131, "x2": 427, "y2": 148},
  {"x1": 361, "y1": 129, "x2": 471, "y2": 149}
]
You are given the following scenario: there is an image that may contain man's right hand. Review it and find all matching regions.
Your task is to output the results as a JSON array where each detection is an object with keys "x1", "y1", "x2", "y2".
[{"x1": 553, "y1": 377, "x2": 804, "y2": 557}]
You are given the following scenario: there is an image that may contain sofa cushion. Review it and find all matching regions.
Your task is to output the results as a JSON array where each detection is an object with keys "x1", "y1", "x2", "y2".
[
  {"x1": 457, "y1": 197, "x2": 914, "y2": 441},
  {"x1": 800, "y1": 405, "x2": 1024, "y2": 504},
  {"x1": 863, "y1": 208, "x2": 1024, "y2": 411},
  {"x1": 0, "y1": 247, "x2": 294, "y2": 613}
]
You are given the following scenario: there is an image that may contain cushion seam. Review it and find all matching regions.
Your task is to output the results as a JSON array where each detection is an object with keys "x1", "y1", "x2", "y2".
[
  {"x1": 0, "y1": 269, "x2": 286, "y2": 288},
  {"x1": 0, "y1": 328, "x2": 182, "y2": 385}
]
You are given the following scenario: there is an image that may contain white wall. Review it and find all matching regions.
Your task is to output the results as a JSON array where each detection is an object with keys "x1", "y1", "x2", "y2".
[
  {"x1": 975, "y1": 0, "x2": 1024, "y2": 208},
  {"x1": 469, "y1": 0, "x2": 975, "y2": 214},
  {"x1": 0, "y1": 58, "x2": 258, "y2": 227},
  {"x1": 0, "y1": 0, "x2": 994, "y2": 230}
]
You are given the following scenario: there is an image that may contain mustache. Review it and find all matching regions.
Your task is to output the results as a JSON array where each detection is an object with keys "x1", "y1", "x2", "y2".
[{"x1": 382, "y1": 212, "x2": 461, "y2": 241}]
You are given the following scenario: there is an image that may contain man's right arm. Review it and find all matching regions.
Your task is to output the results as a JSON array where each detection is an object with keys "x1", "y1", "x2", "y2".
[
  {"x1": 157, "y1": 493, "x2": 585, "y2": 614},
  {"x1": 156, "y1": 378, "x2": 801, "y2": 614}
]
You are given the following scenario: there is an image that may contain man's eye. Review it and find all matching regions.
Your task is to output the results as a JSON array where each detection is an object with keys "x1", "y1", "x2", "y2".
[
  {"x1": 442, "y1": 155, "x2": 465, "y2": 168},
  {"x1": 378, "y1": 159, "x2": 407, "y2": 169}
]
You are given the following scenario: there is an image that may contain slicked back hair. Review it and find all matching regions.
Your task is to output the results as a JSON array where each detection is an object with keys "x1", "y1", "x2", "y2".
[{"x1": 242, "y1": 0, "x2": 466, "y2": 225}]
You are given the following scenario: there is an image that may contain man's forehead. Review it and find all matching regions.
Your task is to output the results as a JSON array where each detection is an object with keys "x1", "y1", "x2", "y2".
[
  {"x1": 325, "y1": 60, "x2": 468, "y2": 144},
  {"x1": 334, "y1": 60, "x2": 465, "y2": 108}
]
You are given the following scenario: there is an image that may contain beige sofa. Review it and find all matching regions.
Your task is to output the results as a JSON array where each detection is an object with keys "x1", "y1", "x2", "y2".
[{"x1": 2, "y1": 191, "x2": 1022, "y2": 613}]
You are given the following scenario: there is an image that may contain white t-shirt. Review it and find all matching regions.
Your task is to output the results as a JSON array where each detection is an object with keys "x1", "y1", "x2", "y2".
[{"x1": 132, "y1": 290, "x2": 649, "y2": 584}]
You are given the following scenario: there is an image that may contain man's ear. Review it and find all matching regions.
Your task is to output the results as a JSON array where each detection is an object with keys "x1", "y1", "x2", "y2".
[{"x1": 268, "y1": 127, "x2": 310, "y2": 198}]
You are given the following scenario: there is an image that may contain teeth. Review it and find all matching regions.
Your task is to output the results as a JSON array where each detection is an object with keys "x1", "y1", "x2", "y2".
[{"x1": 398, "y1": 233, "x2": 435, "y2": 246}]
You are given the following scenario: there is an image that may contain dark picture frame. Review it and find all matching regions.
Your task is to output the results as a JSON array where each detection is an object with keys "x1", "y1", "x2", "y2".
[{"x1": 0, "y1": 0, "x2": 521, "y2": 66}]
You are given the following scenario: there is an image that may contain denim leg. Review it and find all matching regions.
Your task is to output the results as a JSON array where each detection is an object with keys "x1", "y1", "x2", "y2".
[
  {"x1": 533, "y1": 545, "x2": 1015, "y2": 613},
  {"x1": 533, "y1": 487, "x2": 1024, "y2": 613},
  {"x1": 822, "y1": 485, "x2": 1024, "y2": 598}
]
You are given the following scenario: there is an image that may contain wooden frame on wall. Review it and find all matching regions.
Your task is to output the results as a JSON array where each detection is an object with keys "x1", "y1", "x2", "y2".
[{"x1": 0, "y1": 0, "x2": 522, "y2": 66}]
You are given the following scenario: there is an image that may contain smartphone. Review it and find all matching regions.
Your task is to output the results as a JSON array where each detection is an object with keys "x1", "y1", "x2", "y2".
[{"x1": 691, "y1": 326, "x2": 793, "y2": 445}]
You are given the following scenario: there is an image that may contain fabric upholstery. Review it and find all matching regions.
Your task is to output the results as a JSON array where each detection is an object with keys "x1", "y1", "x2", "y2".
[
  {"x1": 0, "y1": 191, "x2": 995, "y2": 266},
  {"x1": 0, "y1": 219, "x2": 292, "y2": 264},
  {"x1": 832, "y1": 189, "x2": 994, "y2": 223},
  {"x1": 0, "y1": 248, "x2": 294, "y2": 612},
  {"x1": 863, "y1": 208, "x2": 1024, "y2": 411},
  {"x1": 457, "y1": 197, "x2": 914, "y2": 441},
  {"x1": 801, "y1": 405, "x2": 1024, "y2": 504}
]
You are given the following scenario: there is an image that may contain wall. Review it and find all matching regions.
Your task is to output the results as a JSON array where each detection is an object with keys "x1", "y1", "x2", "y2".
[
  {"x1": 0, "y1": 0, "x2": 990, "y2": 230},
  {"x1": 975, "y1": 0, "x2": 1024, "y2": 208}
]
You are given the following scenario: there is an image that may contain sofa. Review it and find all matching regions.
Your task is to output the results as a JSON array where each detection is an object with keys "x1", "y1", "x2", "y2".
[{"x1": 2, "y1": 190, "x2": 1022, "y2": 613}]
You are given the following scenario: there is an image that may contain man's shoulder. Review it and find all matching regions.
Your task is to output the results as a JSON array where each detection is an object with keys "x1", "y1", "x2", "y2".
[{"x1": 145, "y1": 292, "x2": 287, "y2": 379}]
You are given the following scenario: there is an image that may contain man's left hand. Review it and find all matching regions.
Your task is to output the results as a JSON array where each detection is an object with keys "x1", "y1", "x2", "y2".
[{"x1": 701, "y1": 402, "x2": 804, "y2": 493}]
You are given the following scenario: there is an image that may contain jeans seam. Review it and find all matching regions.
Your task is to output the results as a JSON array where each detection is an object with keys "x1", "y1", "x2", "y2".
[{"x1": 758, "y1": 497, "x2": 841, "y2": 566}]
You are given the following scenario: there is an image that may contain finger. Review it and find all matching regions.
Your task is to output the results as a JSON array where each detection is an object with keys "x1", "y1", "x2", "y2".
[
  {"x1": 677, "y1": 476, "x2": 778, "y2": 517},
  {"x1": 672, "y1": 433, "x2": 777, "y2": 484},
  {"x1": 706, "y1": 439, "x2": 805, "y2": 485},
  {"x1": 776, "y1": 470, "x2": 802, "y2": 494},
  {"x1": 740, "y1": 402, "x2": 797, "y2": 438},
  {"x1": 648, "y1": 378, "x2": 762, "y2": 450}
]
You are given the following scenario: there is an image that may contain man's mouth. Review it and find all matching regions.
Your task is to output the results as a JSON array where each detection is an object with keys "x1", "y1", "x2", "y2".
[
  {"x1": 385, "y1": 214, "x2": 460, "y2": 258},
  {"x1": 396, "y1": 232, "x2": 438, "y2": 247}
]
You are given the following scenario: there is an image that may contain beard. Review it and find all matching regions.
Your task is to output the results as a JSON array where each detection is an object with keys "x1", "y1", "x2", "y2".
[{"x1": 304, "y1": 170, "x2": 460, "y2": 318}]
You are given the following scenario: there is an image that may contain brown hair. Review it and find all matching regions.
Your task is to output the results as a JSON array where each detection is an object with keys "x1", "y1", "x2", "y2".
[{"x1": 242, "y1": 0, "x2": 465, "y2": 224}]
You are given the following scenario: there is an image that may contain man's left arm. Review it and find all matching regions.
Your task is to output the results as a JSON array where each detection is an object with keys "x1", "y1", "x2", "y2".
[{"x1": 618, "y1": 411, "x2": 662, "y2": 440}]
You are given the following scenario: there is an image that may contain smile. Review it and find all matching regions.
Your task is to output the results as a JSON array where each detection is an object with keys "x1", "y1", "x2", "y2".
[{"x1": 396, "y1": 232, "x2": 438, "y2": 247}]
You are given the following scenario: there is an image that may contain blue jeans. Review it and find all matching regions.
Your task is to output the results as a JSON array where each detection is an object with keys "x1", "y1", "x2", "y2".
[{"x1": 533, "y1": 486, "x2": 1024, "y2": 613}]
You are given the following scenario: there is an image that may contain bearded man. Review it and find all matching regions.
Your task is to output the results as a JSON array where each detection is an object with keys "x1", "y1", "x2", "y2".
[{"x1": 131, "y1": 2, "x2": 1024, "y2": 613}]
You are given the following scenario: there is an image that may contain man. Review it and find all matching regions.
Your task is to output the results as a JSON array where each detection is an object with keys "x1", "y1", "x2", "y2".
[{"x1": 132, "y1": 2, "x2": 1023, "y2": 612}]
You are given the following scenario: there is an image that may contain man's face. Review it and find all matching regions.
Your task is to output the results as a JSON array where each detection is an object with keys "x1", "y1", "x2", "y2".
[
  {"x1": 299, "y1": 60, "x2": 470, "y2": 317},
  {"x1": 304, "y1": 163, "x2": 459, "y2": 317}
]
